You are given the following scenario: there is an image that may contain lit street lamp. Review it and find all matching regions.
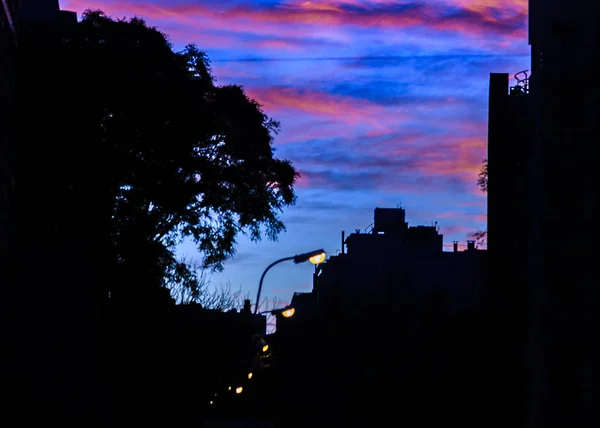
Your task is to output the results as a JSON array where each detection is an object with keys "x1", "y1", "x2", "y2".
[
  {"x1": 253, "y1": 249, "x2": 326, "y2": 314},
  {"x1": 281, "y1": 307, "x2": 295, "y2": 318},
  {"x1": 260, "y1": 305, "x2": 296, "y2": 318}
]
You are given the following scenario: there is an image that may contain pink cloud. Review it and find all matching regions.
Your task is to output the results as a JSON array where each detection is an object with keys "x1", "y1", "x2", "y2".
[
  {"x1": 254, "y1": 39, "x2": 304, "y2": 50},
  {"x1": 63, "y1": 0, "x2": 528, "y2": 43},
  {"x1": 418, "y1": 138, "x2": 486, "y2": 176},
  {"x1": 288, "y1": 131, "x2": 487, "y2": 195},
  {"x1": 441, "y1": 224, "x2": 473, "y2": 235},
  {"x1": 245, "y1": 86, "x2": 408, "y2": 134}
]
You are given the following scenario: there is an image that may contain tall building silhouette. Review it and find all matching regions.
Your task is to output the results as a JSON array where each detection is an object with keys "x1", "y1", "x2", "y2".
[
  {"x1": 487, "y1": 71, "x2": 532, "y2": 307},
  {"x1": 527, "y1": 1, "x2": 600, "y2": 427},
  {"x1": 0, "y1": 0, "x2": 18, "y2": 272},
  {"x1": 486, "y1": 70, "x2": 533, "y2": 427}
]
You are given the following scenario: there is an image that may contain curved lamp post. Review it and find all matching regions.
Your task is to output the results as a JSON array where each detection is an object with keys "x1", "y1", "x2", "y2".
[{"x1": 253, "y1": 249, "x2": 326, "y2": 314}]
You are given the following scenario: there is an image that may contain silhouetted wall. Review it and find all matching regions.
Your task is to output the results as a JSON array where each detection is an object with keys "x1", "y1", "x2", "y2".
[
  {"x1": 486, "y1": 72, "x2": 533, "y2": 428},
  {"x1": 0, "y1": 0, "x2": 17, "y2": 266},
  {"x1": 317, "y1": 208, "x2": 486, "y2": 324},
  {"x1": 528, "y1": 2, "x2": 600, "y2": 428},
  {"x1": 273, "y1": 208, "x2": 489, "y2": 427},
  {"x1": 10, "y1": 4, "x2": 110, "y2": 425}
]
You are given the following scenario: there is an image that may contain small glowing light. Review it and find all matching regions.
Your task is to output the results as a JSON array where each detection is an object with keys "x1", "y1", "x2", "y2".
[
  {"x1": 309, "y1": 252, "x2": 326, "y2": 264},
  {"x1": 248, "y1": 373, "x2": 253, "y2": 379},
  {"x1": 236, "y1": 387, "x2": 243, "y2": 394},
  {"x1": 262, "y1": 344, "x2": 269, "y2": 353},
  {"x1": 228, "y1": 386, "x2": 231, "y2": 391},
  {"x1": 210, "y1": 401, "x2": 213, "y2": 405},
  {"x1": 281, "y1": 307, "x2": 295, "y2": 318}
]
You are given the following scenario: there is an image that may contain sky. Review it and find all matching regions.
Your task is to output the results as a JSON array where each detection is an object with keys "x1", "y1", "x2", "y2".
[{"x1": 61, "y1": 0, "x2": 530, "y2": 308}]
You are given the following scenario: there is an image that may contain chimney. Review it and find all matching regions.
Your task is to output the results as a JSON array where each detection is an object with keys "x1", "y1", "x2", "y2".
[
  {"x1": 341, "y1": 231, "x2": 345, "y2": 254},
  {"x1": 242, "y1": 299, "x2": 251, "y2": 314},
  {"x1": 467, "y1": 240, "x2": 475, "y2": 251},
  {"x1": 453, "y1": 241, "x2": 458, "y2": 252}
]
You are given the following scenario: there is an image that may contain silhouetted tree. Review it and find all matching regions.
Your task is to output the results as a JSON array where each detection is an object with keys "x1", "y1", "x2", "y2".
[
  {"x1": 166, "y1": 257, "x2": 245, "y2": 309},
  {"x1": 473, "y1": 159, "x2": 488, "y2": 247},
  {"x1": 31, "y1": 10, "x2": 298, "y2": 299},
  {"x1": 477, "y1": 158, "x2": 488, "y2": 193}
]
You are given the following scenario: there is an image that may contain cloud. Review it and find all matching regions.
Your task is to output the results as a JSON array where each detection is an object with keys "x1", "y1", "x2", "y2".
[
  {"x1": 441, "y1": 224, "x2": 476, "y2": 235},
  {"x1": 244, "y1": 86, "x2": 410, "y2": 143},
  {"x1": 64, "y1": 0, "x2": 528, "y2": 44},
  {"x1": 280, "y1": 129, "x2": 486, "y2": 196},
  {"x1": 247, "y1": 86, "x2": 400, "y2": 122},
  {"x1": 195, "y1": 0, "x2": 528, "y2": 39}
]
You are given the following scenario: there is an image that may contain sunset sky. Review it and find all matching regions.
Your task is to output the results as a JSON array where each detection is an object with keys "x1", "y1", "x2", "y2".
[{"x1": 61, "y1": 0, "x2": 530, "y2": 307}]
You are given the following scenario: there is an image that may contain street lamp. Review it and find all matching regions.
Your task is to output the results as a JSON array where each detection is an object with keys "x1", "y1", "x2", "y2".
[
  {"x1": 260, "y1": 305, "x2": 296, "y2": 318},
  {"x1": 253, "y1": 249, "x2": 326, "y2": 314},
  {"x1": 308, "y1": 252, "x2": 326, "y2": 264},
  {"x1": 281, "y1": 307, "x2": 295, "y2": 318}
]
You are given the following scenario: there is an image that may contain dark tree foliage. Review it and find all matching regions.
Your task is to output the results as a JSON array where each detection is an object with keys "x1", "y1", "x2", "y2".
[
  {"x1": 474, "y1": 159, "x2": 488, "y2": 247},
  {"x1": 32, "y1": 10, "x2": 298, "y2": 295},
  {"x1": 477, "y1": 158, "x2": 488, "y2": 193}
]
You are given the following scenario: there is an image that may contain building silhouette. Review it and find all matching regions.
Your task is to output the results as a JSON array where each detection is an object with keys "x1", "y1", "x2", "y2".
[
  {"x1": 5, "y1": 3, "x2": 96, "y2": 425},
  {"x1": 0, "y1": 0, "x2": 18, "y2": 274},
  {"x1": 316, "y1": 208, "x2": 486, "y2": 327},
  {"x1": 272, "y1": 207, "x2": 488, "y2": 427},
  {"x1": 527, "y1": 1, "x2": 600, "y2": 427},
  {"x1": 486, "y1": 2, "x2": 600, "y2": 427},
  {"x1": 487, "y1": 71, "x2": 532, "y2": 303},
  {"x1": 486, "y1": 71, "x2": 533, "y2": 427}
]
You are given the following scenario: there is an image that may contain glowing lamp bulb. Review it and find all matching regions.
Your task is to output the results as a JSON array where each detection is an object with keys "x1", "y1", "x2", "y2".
[
  {"x1": 309, "y1": 252, "x2": 326, "y2": 264},
  {"x1": 262, "y1": 344, "x2": 269, "y2": 353},
  {"x1": 281, "y1": 307, "x2": 295, "y2": 318},
  {"x1": 236, "y1": 387, "x2": 243, "y2": 394},
  {"x1": 248, "y1": 373, "x2": 253, "y2": 379}
]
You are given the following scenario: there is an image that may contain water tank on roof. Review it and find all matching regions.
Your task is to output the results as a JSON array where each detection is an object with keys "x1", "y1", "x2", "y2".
[{"x1": 373, "y1": 207, "x2": 406, "y2": 234}]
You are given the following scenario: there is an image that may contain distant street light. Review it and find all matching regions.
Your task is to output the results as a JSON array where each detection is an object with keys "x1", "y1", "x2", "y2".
[
  {"x1": 253, "y1": 249, "x2": 326, "y2": 314},
  {"x1": 309, "y1": 252, "x2": 326, "y2": 264},
  {"x1": 248, "y1": 372, "x2": 253, "y2": 379},
  {"x1": 260, "y1": 305, "x2": 296, "y2": 318},
  {"x1": 281, "y1": 307, "x2": 295, "y2": 318},
  {"x1": 236, "y1": 387, "x2": 243, "y2": 394}
]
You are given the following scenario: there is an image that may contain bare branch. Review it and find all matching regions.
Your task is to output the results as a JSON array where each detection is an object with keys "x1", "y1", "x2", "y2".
[{"x1": 165, "y1": 257, "x2": 243, "y2": 311}]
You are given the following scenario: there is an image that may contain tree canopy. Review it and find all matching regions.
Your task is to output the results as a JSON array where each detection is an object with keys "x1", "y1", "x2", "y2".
[{"x1": 25, "y1": 10, "x2": 298, "y2": 296}]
